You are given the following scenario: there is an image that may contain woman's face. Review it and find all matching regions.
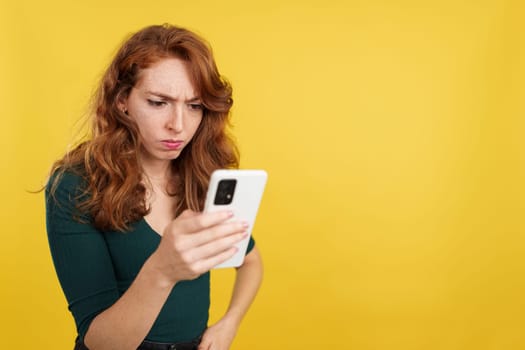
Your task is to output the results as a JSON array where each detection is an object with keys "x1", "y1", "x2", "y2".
[{"x1": 122, "y1": 57, "x2": 203, "y2": 169}]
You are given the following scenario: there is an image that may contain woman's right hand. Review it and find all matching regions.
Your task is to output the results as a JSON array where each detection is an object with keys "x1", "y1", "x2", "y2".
[{"x1": 151, "y1": 209, "x2": 248, "y2": 284}]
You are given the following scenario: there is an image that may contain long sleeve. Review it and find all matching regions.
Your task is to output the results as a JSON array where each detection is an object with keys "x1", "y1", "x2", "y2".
[{"x1": 45, "y1": 172, "x2": 120, "y2": 339}]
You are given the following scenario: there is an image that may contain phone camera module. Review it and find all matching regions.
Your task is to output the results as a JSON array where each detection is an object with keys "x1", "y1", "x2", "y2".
[{"x1": 214, "y1": 179, "x2": 237, "y2": 205}]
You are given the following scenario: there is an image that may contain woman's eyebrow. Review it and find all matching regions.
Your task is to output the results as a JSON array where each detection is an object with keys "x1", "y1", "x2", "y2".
[{"x1": 146, "y1": 90, "x2": 201, "y2": 102}]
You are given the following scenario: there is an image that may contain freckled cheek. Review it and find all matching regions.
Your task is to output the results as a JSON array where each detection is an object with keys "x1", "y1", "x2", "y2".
[
  {"x1": 135, "y1": 120, "x2": 159, "y2": 141},
  {"x1": 189, "y1": 120, "x2": 203, "y2": 138}
]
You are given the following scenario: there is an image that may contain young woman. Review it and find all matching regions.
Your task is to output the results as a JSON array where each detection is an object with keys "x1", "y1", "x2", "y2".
[{"x1": 45, "y1": 24, "x2": 263, "y2": 350}]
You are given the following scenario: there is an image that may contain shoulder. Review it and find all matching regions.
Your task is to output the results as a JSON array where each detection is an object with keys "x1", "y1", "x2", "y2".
[
  {"x1": 46, "y1": 166, "x2": 89, "y2": 208},
  {"x1": 45, "y1": 165, "x2": 95, "y2": 233}
]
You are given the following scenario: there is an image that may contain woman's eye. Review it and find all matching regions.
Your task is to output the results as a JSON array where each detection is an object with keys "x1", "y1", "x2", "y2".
[
  {"x1": 188, "y1": 103, "x2": 203, "y2": 111},
  {"x1": 147, "y1": 99, "x2": 166, "y2": 107}
]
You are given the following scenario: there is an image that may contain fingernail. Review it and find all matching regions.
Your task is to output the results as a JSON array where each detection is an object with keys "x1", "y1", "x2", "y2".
[{"x1": 242, "y1": 221, "x2": 249, "y2": 228}]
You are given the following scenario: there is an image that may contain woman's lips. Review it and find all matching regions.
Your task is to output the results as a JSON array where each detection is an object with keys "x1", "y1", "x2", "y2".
[{"x1": 161, "y1": 140, "x2": 184, "y2": 150}]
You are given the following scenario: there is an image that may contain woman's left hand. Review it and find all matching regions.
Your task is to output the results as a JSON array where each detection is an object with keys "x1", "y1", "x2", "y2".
[{"x1": 198, "y1": 317, "x2": 239, "y2": 350}]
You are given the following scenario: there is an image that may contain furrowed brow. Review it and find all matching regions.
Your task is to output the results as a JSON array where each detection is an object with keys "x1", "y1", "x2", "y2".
[
  {"x1": 147, "y1": 91, "x2": 175, "y2": 101},
  {"x1": 146, "y1": 91, "x2": 201, "y2": 102},
  {"x1": 186, "y1": 96, "x2": 202, "y2": 103}
]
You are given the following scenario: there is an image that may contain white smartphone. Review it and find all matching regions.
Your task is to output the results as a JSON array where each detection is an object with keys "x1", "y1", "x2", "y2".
[{"x1": 204, "y1": 169, "x2": 268, "y2": 269}]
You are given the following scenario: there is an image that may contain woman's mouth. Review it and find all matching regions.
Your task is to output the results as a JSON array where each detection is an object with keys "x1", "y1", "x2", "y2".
[{"x1": 161, "y1": 140, "x2": 184, "y2": 150}]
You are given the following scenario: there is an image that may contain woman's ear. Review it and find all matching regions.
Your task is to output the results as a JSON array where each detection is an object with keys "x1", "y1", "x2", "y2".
[{"x1": 117, "y1": 100, "x2": 128, "y2": 115}]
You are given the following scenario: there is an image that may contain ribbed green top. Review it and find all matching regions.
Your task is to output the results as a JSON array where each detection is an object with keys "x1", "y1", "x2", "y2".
[{"x1": 45, "y1": 171, "x2": 254, "y2": 342}]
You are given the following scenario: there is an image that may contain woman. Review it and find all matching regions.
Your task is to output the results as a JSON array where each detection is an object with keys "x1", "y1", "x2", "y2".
[{"x1": 45, "y1": 24, "x2": 263, "y2": 350}]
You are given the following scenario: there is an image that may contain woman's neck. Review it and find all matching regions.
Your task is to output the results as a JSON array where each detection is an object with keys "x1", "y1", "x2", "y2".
[{"x1": 140, "y1": 157, "x2": 172, "y2": 183}]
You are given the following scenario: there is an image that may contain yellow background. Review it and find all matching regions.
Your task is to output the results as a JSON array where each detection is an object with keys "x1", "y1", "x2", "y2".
[{"x1": 1, "y1": 0, "x2": 524, "y2": 349}]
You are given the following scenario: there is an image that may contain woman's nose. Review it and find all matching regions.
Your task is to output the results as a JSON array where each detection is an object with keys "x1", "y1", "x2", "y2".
[{"x1": 167, "y1": 107, "x2": 184, "y2": 132}]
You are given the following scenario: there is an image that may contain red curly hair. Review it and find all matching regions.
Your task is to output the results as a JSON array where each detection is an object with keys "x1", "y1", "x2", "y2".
[{"x1": 49, "y1": 24, "x2": 238, "y2": 232}]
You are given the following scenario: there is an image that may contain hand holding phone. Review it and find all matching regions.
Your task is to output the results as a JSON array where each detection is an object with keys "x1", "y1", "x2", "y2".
[{"x1": 204, "y1": 169, "x2": 267, "y2": 268}]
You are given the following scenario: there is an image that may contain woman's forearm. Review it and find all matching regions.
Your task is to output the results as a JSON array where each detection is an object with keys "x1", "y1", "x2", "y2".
[
  {"x1": 223, "y1": 246, "x2": 263, "y2": 326},
  {"x1": 83, "y1": 251, "x2": 176, "y2": 350}
]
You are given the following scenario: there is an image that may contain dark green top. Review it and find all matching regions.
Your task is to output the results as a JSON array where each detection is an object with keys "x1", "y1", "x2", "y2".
[{"x1": 45, "y1": 171, "x2": 254, "y2": 342}]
